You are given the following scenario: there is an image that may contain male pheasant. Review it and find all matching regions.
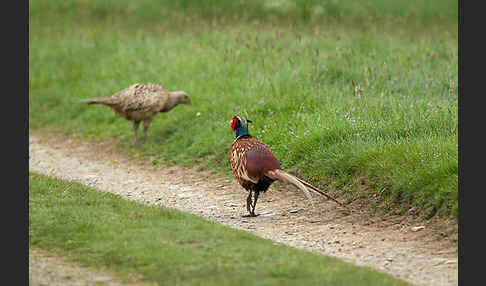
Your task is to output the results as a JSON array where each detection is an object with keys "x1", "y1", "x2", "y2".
[
  {"x1": 83, "y1": 83, "x2": 190, "y2": 144},
  {"x1": 230, "y1": 115, "x2": 343, "y2": 217}
]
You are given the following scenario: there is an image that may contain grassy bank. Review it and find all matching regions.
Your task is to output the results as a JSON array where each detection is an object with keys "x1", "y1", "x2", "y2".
[
  {"x1": 29, "y1": 0, "x2": 458, "y2": 217},
  {"x1": 29, "y1": 172, "x2": 410, "y2": 285}
]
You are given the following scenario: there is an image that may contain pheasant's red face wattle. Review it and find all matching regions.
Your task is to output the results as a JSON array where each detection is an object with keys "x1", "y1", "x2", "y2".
[{"x1": 231, "y1": 116, "x2": 238, "y2": 131}]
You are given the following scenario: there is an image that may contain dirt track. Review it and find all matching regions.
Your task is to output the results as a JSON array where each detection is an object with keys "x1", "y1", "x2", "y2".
[{"x1": 29, "y1": 132, "x2": 458, "y2": 286}]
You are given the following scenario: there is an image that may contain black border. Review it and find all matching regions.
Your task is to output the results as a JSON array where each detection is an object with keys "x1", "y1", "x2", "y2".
[
  {"x1": 458, "y1": 0, "x2": 473, "y2": 285},
  {"x1": 22, "y1": 0, "x2": 29, "y2": 285}
]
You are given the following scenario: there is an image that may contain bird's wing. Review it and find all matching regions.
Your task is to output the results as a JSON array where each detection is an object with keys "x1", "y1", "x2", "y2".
[
  {"x1": 245, "y1": 140, "x2": 281, "y2": 180},
  {"x1": 115, "y1": 83, "x2": 169, "y2": 113}
]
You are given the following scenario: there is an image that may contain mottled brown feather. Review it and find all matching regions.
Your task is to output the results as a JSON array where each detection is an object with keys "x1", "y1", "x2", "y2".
[
  {"x1": 230, "y1": 135, "x2": 260, "y2": 187},
  {"x1": 230, "y1": 133, "x2": 343, "y2": 211},
  {"x1": 83, "y1": 83, "x2": 190, "y2": 142},
  {"x1": 87, "y1": 83, "x2": 168, "y2": 120},
  {"x1": 83, "y1": 83, "x2": 190, "y2": 120}
]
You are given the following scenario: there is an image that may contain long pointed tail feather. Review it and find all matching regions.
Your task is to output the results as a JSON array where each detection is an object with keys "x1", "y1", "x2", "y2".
[
  {"x1": 294, "y1": 177, "x2": 344, "y2": 206},
  {"x1": 265, "y1": 169, "x2": 315, "y2": 208}
]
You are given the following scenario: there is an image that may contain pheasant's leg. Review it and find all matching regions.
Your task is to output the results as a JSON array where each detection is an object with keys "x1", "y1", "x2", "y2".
[
  {"x1": 142, "y1": 118, "x2": 153, "y2": 141},
  {"x1": 251, "y1": 191, "x2": 260, "y2": 216},
  {"x1": 241, "y1": 191, "x2": 253, "y2": 217},
  {"x1": 133, "y1": 120, "x2": 141, "y2": 145},
  {"x1": 246, "y1": 191, "x2": 253, "y2": 214}
]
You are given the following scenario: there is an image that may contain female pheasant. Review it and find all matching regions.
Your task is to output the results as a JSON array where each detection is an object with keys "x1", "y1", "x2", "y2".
[
  {"x1": 230, "y1": 115, "x2": 343, "y2": 217},
  {"x1": 83, "y1": 83, "x2": 190, "y2": 144}
]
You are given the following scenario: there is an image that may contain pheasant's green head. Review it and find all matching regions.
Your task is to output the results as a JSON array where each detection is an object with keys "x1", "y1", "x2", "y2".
[{"x1": 231, "y1": 116, "x2": 252, "y2": 139}]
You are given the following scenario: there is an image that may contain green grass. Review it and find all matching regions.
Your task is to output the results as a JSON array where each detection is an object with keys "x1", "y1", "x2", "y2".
[
  {"x1": 29, "y1": 0, "x2": 457, "y2": 28},
  {"x1": 29, "y1": 0, "x2": 458, "y2": 218},
  {"x1": 29, "y1": 172, "x2": 410, "y2": 285}
]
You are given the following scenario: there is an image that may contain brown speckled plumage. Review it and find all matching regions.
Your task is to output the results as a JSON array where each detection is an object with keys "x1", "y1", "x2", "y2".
[
  {"x1": 230, "y1": 116, "x2": 343, "y2": 217},
  {"x1": 83, "y1": 83, "x2": 190, "y2": 143},
  {"x1": 231, "y1": 136, "x2": 278, "y2": 187}
]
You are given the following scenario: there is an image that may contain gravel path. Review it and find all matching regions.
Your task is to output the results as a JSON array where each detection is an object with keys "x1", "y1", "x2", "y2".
[{"x1": 29, "y1": 133, "x2": 458, "y2": 286}]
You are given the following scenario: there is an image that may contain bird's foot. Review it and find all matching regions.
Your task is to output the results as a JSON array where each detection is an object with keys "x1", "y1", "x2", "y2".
[{"x1": 241, "y1": 213, "x2": 260, "y2": 218}]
